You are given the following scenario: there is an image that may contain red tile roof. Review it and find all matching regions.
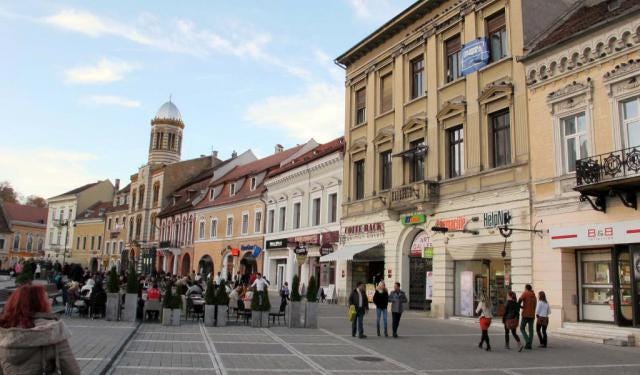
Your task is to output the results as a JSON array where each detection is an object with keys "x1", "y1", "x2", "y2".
[
  {"x1": 2, "y1": 202, "x2": 48, "y2": 225},
  {"x1": 269, "y1": 137, "x2": 344, "y2": 177}
]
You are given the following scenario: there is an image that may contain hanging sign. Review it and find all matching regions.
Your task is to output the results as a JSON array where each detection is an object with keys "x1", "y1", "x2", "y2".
[
  {"x1": 319, "y1": 243, "x2": 334, "y2": 256},
  {"x1": 461, "y1": 38, "x2": 489, "y2": 76},
  {"x1": 231, "y1": 248, "x2": 240, "y2": 256},
  {"x1": 401, "y1": 214, "x2": 427, "y2": 225},
  {"x1": 294, "y1": 245, "x2": 308, "y2": 256},
  {"x1": 252, "y1": 246, "x2": 262, "y2": 258},
  {"x1": 410, "y1": 232, "x2": 432, "y2": 257}
]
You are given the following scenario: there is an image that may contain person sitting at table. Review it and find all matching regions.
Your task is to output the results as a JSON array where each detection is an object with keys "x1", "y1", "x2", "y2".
[
  {"x1": 147, "y1": 283, "x2": 161, "y2": 301},
  {"x1": 243, "y1": 289, "x2": 253, "y2": 310},
  {"x1": 229, "y1": 286, "x2": 241, "y2": 311},
  {"x1": 186, "y1": 282, "x2": 203, "y2": 297},
  {"x1": 80, "y1": 278, "x2": 95, "y2": 298}
]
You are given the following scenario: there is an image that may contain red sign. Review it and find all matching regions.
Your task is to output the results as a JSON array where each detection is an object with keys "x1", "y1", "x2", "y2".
[
  {"x1": 231, "y1": 248, "x2": 240, "y2": 256},
  {"x1": 288, "y1": 234, "x2": 320, "y2": 245},
  {"x1": 435, "y1": 217, "x2": 467, "y2": 231}
]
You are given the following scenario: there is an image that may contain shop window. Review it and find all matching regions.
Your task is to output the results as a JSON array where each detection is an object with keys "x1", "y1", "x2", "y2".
[
  {"x1": 448, "y1": 126, "x2": 464, "y2": 178},
  {"x1": 254, "y1": 211, "x2": 262, "y2": 233},
  {"x1": 490, "y1": 109, "x2": 511, "y2": 167},
  {"x1": 561, "y1": 112, "x2": 588, "y2": 173},
  {"x1": 621, "y1": 96, "x2": 640, "y2": 148},
  {"x1": 293, "y1": 202, "x2": 301, "y2": 229},
  {"x1": 328, "y1": 193, "x2": 337, "y2": 223},
  {"x1": 354, "y1": 160, "x2": 365, "y2": 200},
  {"x1": 410, "y1": 57, "x2": 424, "y2": 99},
  {"x1": 312, "y1": 198, "x2": 321, "y2": 226},
  {"x1": 445, "y1": 35, "x2": 461, "y2": 83},
  {"x1": 380, "y1": 150, "x2": 392, "y2": 191},
  {"x1": 380, "y1": 73, "x2": 393, "y2": 113},
  {"x1": 242, "y1": 213, "x2": 249, "y2": 235},
  {"x1": 355, "y1": 88, "x2": 367, "y2": 125},
  {"x1": 267, "y1": 209, "x2": 275, "y2": 233},
  {"x1": 487, "y1": 11, "x2": 507, "y2": 62}
]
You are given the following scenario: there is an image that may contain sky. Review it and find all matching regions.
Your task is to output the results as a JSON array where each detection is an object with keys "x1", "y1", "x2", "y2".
[{"x1": 0, "y1": 0, "x2": 415, "y2": 200}]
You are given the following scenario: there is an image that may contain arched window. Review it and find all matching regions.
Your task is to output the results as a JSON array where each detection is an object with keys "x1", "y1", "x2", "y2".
[
  {"x1": 152, "y1": 182, "x2": 160, "y2": 206},
  {"x1": 135, "y1": 215, "x2": 142, "y2": 239},
  {"x1": 150, "y1": 213, "x2": 157, "y2": 240},
  {"x1": 26, "y1": 233, "x2": 33, "y2": 251},
  {"x1": 199, "y1": 220, "x2": 205, "y2": 240},
  {"x1": 37, "y1": 237, "x2": 43, "y2": 251},
  {"x1": 129, "y1": 217, "x2": 135, "y2": 240},
  {"x1": 210, "y1": 218, "x2": 218, "y2": 239},
  {"x1": 13, "y1": 233, "x2": 20, "y2": 250},
  {"x1": 131, "y1": 191, "x2": 137, "y2": 210},
  {"x1": 138, "y1": 185, "x2": 145, "y2": 209}
]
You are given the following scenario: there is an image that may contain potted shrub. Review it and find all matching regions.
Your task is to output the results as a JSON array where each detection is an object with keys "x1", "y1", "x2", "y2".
[
  {"x1": 169, "y1": 290, "x2": 183, "y2": 326},
  {"x1": 215, "y1": 280, "x2": 230, "y2": 327},
  {"x1": 251, "y1": 287, "x2": 271, "y2": 327},
  {"x1": 105, "y1": 267, "x2": 121, "y2": 321},
  {"x1": 176, "y1": 283, "x2": 188, "y2": 317},
  {"x1": 122, "y1": 263, "x2": 139, "y2": 322},
  {"x1": 305, "y1": 276, "x2": 319, "y2": 328},
  {"x1": 162, "y1": 284, "x2": 174, "y2": 326},
  {"x1": 204, "y1": 278, "x2": 217, "y2": 327},
  {"x1": 288, "y1": 275, "x2": 303, "y2": 328}
]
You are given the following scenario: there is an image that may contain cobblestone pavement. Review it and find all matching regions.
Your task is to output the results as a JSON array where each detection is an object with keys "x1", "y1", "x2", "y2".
[{"x1": 61, "y1": 304, "x2": 640, "y2": 375}]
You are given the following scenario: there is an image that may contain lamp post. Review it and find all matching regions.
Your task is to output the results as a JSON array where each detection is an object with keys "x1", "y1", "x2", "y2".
[{"x1": 55, "y1": 219, "x2": 74, "y2": 265}]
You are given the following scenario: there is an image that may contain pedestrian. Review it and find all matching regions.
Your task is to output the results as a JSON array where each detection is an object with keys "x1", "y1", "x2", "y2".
[
  {"x1": 280, "y1": 282, "x2": 290, "y2": 301},
  {"x1": 34, "y1": 263, "x2": 41, "y2": 279},
  {"x1": 536, "y1": 291, "x2": 551, "y2": 348},
  {"x1": 518, "y1": 284, "x2": 537, "y2": 350},
  {"x1": 0, "y1": 284, "x2": 81, "y2": 374},
  {"x1": 503, "y1": 291, "x2": 523, "y2": 351},
  {"x1": 348, "y1": 281, "x2": 369, "y2": 338},
  {"x1": 373, "y1": 281, "x2": 389, "y2": 337},
  {"x1": 476, "y1": 294, "x2": 492, "y2": 351},
  {"x1": 388, "y1": 282, "x2": 408, "y2": 338}
]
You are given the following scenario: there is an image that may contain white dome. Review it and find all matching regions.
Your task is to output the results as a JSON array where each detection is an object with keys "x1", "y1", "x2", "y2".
[{"x1": 155, "y1": 101, "x2": 182, "y2": 121}]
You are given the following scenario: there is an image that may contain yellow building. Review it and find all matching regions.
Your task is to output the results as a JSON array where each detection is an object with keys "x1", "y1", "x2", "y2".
[
  {"x1": 102, "y1": 183, "x2": 130, "y2": 272},
  {"x1": 523, "y1": 1, "x2": 640, "y2": 336},
  {"x1": 0, "y1": 202, "x2": 47, "y2": 268},
  {"x1": 335, "y1": 0, "x2": 573, "y2": 314},
  {"x1": 69, "y1": 201, "x2": 112, "y2": 270}
]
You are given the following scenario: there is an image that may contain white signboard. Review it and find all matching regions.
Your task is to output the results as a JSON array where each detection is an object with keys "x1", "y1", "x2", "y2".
[
  {"x1": 550, "y1": 219, "x2": 640, "y2": 248},
  {"x1": 323, "y1": 285, "x2": 336, "y2": 302},
  {"x1": 460, "y1": 271, "x2": 474, "y2": 317},
  {"x1": 425, "y1": 271, "x2": 433, "y2": 300}
]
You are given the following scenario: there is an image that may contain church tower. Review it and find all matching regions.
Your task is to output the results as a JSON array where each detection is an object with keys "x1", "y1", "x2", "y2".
[{"x1": 148, "y1": 100, "x2": 184, "y2": 164}]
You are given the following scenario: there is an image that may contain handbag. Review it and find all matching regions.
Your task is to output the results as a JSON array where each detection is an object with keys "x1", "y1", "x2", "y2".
[
  {"x1": 348, "y1": 304, "x2": 357, "y2": 322},
  {"x1": 537, "y1": 316, "x2": 549, "y2": 326},
  {"x1": 505, "y1": 318, "x2": 518, "y2": 330}
]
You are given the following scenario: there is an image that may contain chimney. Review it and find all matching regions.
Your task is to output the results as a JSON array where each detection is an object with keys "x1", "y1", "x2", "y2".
[
  {"x1": 212, "y1": 150, "x2": 218, "y2": 158},
  {"x1": 113, "y1": 179, "x2": 120, "y2": 206},
  {"x1": 231, "y1": 150, "x2": 238, "y2": 158},
  {"x1": 275, "y1": 144, "x2": 284, "y2": 153}
]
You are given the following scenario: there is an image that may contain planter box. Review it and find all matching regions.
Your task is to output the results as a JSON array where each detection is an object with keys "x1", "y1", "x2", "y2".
[
  {"x1": 288, "y1": 301, "x2": 304, "y2": 328},
  {"x1": 305, "y1": 302, "x2": 318, "y2": 328},
  {"x1": 170, "y1": 309, "x2": 181, "y2": 326},
  {"x1": 105, "y1": 293, "x2": 120, "y2": 321},
  {"x1": 251, "y1": 310, "x2": 270, "y2": 328},
  {"x1": 162, "y1": 308, "x2": 172, "y2": 326},
  {"x1": 121, "y1": 293, "x2": 138, "y2": 322},
  {"x1": 216, "y1": 306, "x2": 228, "y2": 327},
  {"x1": 181, "y1": 295, "x2": 187, "y2": 316},
  {"x1": 204, "y1": 305, "x2": 216, "y2": 327}
]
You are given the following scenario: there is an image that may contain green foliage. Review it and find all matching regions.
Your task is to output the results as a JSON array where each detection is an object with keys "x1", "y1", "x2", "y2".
[
  {"x1": 107, "y1": 267, "x2": 120, "y2": 293},
  {"x1": 291, "y1": 274, "x2": 301, "y2": 302},
  {"x1": 306, "y1": 276, "x2": 318, "y2": 302},
  {"x1": 15, "y1": 269, "x2": 33, "y2": 285},
  {"x1": 251, "y1": 289, "x2": 271, "y2": 311},
  {"x1": 216, "y1": 280, "x2": 229, "y2": 305},
  {"x1": 163, "y1": 284, "x2": 174, "y2": 309},
  {"x1": 204, "y1": 277, "x2": 216, "y2": 305},
  {"x1": 125, "y1": 263, "x2": 139, "y2": 294}
]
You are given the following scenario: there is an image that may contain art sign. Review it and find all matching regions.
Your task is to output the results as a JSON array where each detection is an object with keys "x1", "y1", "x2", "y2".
[{"x1": 410, "y1": 232, "x2": 432, "y2": 257}]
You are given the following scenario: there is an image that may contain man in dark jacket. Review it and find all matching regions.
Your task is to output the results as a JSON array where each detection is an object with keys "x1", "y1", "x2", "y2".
[
  {"x1": 348, "y1": 281, "x2": 369, "y2": 338},
  {"x1": 388, "y1": 282, "x2": 408, "y2": 338},
  {"x1": 518, "y1": 284, "x2": 537, "y2": 350}
]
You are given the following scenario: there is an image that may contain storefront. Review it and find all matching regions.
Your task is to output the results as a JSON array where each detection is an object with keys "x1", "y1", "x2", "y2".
[
  {"x1": 402, "y1": 215, "x2": 434, "y2": 310},
  {"x1": 550, "y1": 219, "x2": 640, "y2": 326}
]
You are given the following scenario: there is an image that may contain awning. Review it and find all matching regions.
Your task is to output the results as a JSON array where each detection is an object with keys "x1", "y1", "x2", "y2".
[{"x1": 319, "y1": 243, "x2": 384, "y2": 262}]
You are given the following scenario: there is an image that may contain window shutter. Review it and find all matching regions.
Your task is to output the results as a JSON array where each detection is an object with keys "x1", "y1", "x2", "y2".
[
  {"x1": 487, "y1": 12, "x2": 505, "y2": 34},
  {"x1": 381, "y1": 74, "x2": 392, "y2": 112},
  {"x1": 356, "y1": 89, "x2": 366, "y2": 109},
  {"x1": 446, "y1": 35, "x2": 461, "y2": 55}
]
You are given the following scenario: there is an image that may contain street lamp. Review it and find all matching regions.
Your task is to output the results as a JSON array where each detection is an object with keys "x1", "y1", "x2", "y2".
[{"x1": 54, "y1": 219, "x2": 75, "y2": 264}]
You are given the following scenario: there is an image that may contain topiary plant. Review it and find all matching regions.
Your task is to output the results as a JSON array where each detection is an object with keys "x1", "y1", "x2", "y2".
[
  {"x1": 107, "y1": 267, "x2": 120, "y2": 293},
  {"x1": 216, "y1": 280, "x2": 230, "y2": 306},
  {"x1": 306, "y1": 276, "x2": 318, "y2": 302},
  {"x1": 291, "y1": 274, "x2": 301, "y2": 302},
  {"x1": 204, "y1": 277, "x2": 216, "y2": 305},
  {"x1": 163, "y1": 283, "x2": 174, "y2": 309},
  {"x1": 251, "y1": 287, "x2": 271, "y2": 311},
  {"x1": 125, "y1": 263, "x2": 139, "y2": 294},
  {"x1": 170, "y1": 292, "x2": 183, "y2": 309},
  {"x1": 15, "y1": 269, "x2": 33, "y2": 285}
]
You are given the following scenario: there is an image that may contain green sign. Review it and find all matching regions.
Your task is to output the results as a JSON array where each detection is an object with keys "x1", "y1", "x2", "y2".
[
  {"x1": 401, "y1": 214, "x2": 427, "y2": 225},
  {"x1": 423, "y1": 247, "x2": 433, "y2": 259}
]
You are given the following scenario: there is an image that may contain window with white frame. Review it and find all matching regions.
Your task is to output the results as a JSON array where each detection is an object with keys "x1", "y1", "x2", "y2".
[
  {"x1": 199, "y1": 220, "x2": 205, "y2": 239},
  {"x1": 254, "y1": 211, "x2": 262, "y2": 233},
  {"x1": 209, "y1": 188, "x2": 215, "y2": 200},
  {"x1": 267, "y1": 209, "x2": 275, "y2": 233},
  {"x1": 210, "y1": 218, "x2": 218, "y2": 239},
  {"x1": 226, "y1": 217, "x2": 233, "y2": 237},
  {"x1": 242, "y1": 213, "x2": 249, "y2": 235},
  {"x1": 12, "y1": 233, "x2": 20, "y2": 250},
  {"x1": 561, "y1": 112, "x2": 589, "y2": 173},
  {"x1": 328, "y1": 193, "x2": 338, "y2": 223},
  {"x1": 279, "y1": 207, "x2": 286, "y2": 231},
  {"x1": 312, "y1": 198, "x2": 321, "y2": 226},
  {"x1": 621, "y1": 96, "x2": 640, "y2": 148},
  {"x1": 293, "y1": 202, "x2": 301, "y2": 229}
]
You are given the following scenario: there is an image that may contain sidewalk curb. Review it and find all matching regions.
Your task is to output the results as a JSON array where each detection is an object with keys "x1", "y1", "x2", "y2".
[{"x1": 100, "y1": 321, "x2": 141, "y2": 375}]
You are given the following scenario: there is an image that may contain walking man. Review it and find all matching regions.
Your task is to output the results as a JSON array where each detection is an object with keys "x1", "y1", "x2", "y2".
[
  {"x1": 388, "y1": 282, "x2": 407, "y2": 338},
  {"x1": 518, "y1": 284, "x2": 537, "y2": 350},
  {"x1": 349, "y1": 281, "x2": 369, "y2": 338}
]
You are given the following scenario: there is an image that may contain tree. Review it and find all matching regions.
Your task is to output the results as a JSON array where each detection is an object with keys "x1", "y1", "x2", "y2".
[
  {"x1": 25, "y1": 195, "x2": 47, "y2": 208},
  {"x1": 306, "y1": 276, "x2": 318, "y2": 302},
  {"x1": 291, "y1": 275, "x2": 301, "y2": 302},
  {"x1": 126, "y1": 263, "x2": 139, "y2": 294},
  {"x1": 107, "y1": 267, "x2": 120, "y2": 293},
  {"x1": 204, "y1": 277, "x2": 216, "y2": 305},
  {"x1": 0, "y1": 181, "x2": 19, "y2": 203}
]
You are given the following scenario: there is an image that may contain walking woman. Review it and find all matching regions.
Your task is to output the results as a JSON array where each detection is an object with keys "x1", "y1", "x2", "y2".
[
  {"x1": 536, "y1": 291, "x2": 551, "y2": 348},
  {"x1": 0, "y1": 284, "x2": 81, "y2": 374},
  {"x1": 476, "y1": 294, "x2": 492, "y2": 351},
  {"x1": 372, "y1": 282, "x2": 389, "y2": 336},
  {"x1": 503, "y1": 291, "x2": 523, "y2": 351}
]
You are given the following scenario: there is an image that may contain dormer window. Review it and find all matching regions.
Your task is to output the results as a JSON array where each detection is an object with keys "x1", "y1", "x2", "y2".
[
  {"x1": 250, "y1": 177, "x2": 257, "y2": 191},
  {"x1": 209, "y1": 188, "x2": 215, "y2": 201},
  {"x1": 230, "y1": 183, "x2": 236, "y2": 196}
]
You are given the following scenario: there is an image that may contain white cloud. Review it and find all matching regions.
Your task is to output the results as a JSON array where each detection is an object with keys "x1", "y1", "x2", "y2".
[
  {"x1": 0, "y1": 147, "x2": 100, "y2": 199},
  {"x1": 65, "y1": 58, "x2": 139, "y2": 84},
  {"x1": 87, "y1": 95, "x2": 141, "y2": 108},
  {"x1": 246, "y1": 82, "x2": 343, "y2": 143},
  {"x1": 43, "y1": 9, "x2": 310, "y2": 79},
  {"x1": 346, "y1": 0, "x2": 411, "y2": 22}
]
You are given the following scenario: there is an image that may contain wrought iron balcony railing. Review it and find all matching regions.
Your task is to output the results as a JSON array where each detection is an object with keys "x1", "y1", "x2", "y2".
[{"x1": 575, "y1": 146, "x2": 640, "y2": 187}]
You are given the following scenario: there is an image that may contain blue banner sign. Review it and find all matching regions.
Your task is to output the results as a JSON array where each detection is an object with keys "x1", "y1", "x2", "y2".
[
  {"x1": 252, "y1": 246, "x2": 262, "y2": 258},
  {"x1": 461, "y1": 38, "x2": 489, "y2": 76}
]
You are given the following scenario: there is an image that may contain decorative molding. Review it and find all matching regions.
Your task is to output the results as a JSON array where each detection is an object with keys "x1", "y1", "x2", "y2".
[
  {"x1": 349, "y1": 137, "x2": 368, "y2": 154},
  {"x1": 373, "y1": 126, "x2": 395, "y2": 145},
  {"x1": 604, "y1": 58, "x2": 640, "y2": 81},
  {"x1": 437, "y1": 97, "x2": 466, "y2": 120},
  {"x1": 402, "y1": 113, "x2": 427, "y2": 134},
  {"x1": 478, "y1": 80, "x2": 513, "y2": 104},
  {"x1": 546, "y1": 79, "x2": 592, "y2": 115}
]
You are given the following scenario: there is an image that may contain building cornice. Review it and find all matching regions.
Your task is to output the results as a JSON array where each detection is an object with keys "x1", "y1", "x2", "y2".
[{"x1": 265, "y1": 153, "x2": 342, "y2": 187}]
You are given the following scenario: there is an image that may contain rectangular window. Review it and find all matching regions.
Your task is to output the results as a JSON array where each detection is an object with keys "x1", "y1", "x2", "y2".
[
  {"x1": 448, "y1": 126, "x2": 464, "y2": 178},
  {"x1": 211, "y1": 219, "x2": 218, "y2": 238},
  {"x1": 75, "y1": 236, "x2": 79, "y2": 249},
  {"x1": 380, "y1": 73, "x2": 393, "y2": 113},
  {"x1": 409, "y1": 139, "x2": 426, "y2": 182},
  {"x1": 487, "y1": 11, "x2": 507, "y2": 62},
  {"x1": 105, "y1": 241, "x2": 110, "y2": 255},
  {"x1": 490, "y1": 109, "x2": 511, "y2": 167},
  {"x1": 380, "y1": 150, "x2": 392, "y2": 190},
  {"x1": 90, "y1": 236, "x2": 95, "y2": 250},
  {"x1": 312, "y1": 198, "x2": 321, "y2": 226},
  {"x1": 293, "y1": 202, "x2": 301, "y2": 229},
  {"x1": 209, "y1": 188, "x2": 215, "y2": 200},
  {"x1": 254, "y1": 211, "x2": 262, "y2": 233},
  {"x1": 267, "y1": 209, "x2": 275, "y2": 233},
  {"x1": 68, "y1": 209, "x2": 73, "y2": 220},
  {"x1": 107, "y1": 218, "x2": 112, "y2": 230},
  {"x1": 561, "y1": 112, "x2": 588, "y2": 173},
  {"x1": 328, "y1": 193, "x2": 337, "y2": 223},
  {"x1": 51, "y1": 208, "x2": 57, "y2": 222},
  {"x1": 354, "y1": 160, "x2": 365, "y2": 200},
  {"x1": 445, "y1": 35, "x2": 461, "y2": 83},
  {"x1": 410, "y1": 57, "x2": 424, "y2": 99},
  {"x1": 199, "y1": 221, "x2": 205, "y2": 239},
  {"x1": 621, "y1": 97, "x2": 640, "y2": 148},
  {"x1": 355, "y1": 88, "x2": 367, "y2": 125},
  {"x1": 0, "y1": 238, "x2": 4, "y2": 250},
  {"x1": 250, "y1": 177, "x2": 257, "y2": 191},
  {"x1": 59, "y1": 209, "x2": 64, "y2": 221},
  {"x1": 230, "y1": 183, "x2": 236, "y2": 196},
  {"x1": 97, "y1": 236, "x2": 102, "y2": 250},
  {"x1": 242, "y1": 213, "x2": 249, "y2": 235},
  {"x1": 226, "y1": 217, "x2": 233, "y2": 237},
  {"x1": 82, "y1": 237, "x2": 86, "y2": 250},
  {"x1": 278, "y1": 207, "x2": 286, "y2": 231},
  {"x1": 119, "y1": 241, "x2": 123, "y2": 254}
]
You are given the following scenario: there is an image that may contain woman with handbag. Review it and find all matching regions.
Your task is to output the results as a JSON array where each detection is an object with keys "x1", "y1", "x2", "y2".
[
  {"x1": 502, "y1": 291, "x2": 522, "y2": 351},
  {"x1": 475, "y1": 294, "x2": 492, "y2": 351},
  {"x1": 536, "y1": 291, "x2": 551, "y2": 348}
]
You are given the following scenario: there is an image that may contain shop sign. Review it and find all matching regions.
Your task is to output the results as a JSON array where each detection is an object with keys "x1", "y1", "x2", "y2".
[
  {"x1": 231, "y1": 248, "x2": 240, "y2": 256},
  {"x1": 320, "y1": 231, "x2": 340, "y2": 244},
  {"x1": 289, "y1": 234, "x2": 320, "y2": 245},
  {"x1": 341, "y1": 222, "x2": 385, "y2": 242},
  {"x1": 550, "y1": 219, "x2": 640, "y2": 248},
  {"x1": 434, "y1": 217, "x2": 466, "y2": 231},
  {"x1": 241, "y1": 244, "x2": 255, "y2": 251},
  {"x1": 461, "y1": 38, "x2": 489, "y2": 76},
  {"x1": 423, "y1": 247, "x2": 434, "y2": 259},
  {"x1": 319, "y1": 243, "x2": 334, "y2": 256},
  {"x1": 483, "y1": 210, "x2": 512, "y2": 228},
  {"x1": 294, "y1": 245, "x2": 308, "y2": 256},
  {"x1": 266, "y1": 238, "x2": 288, "y2": 249},
  {"x1": 401, "y1": 214, "x2": 427, "y2": 225},
  {"x1": 410, "y1": 232, "x2": 432, "y2": 257},
  {"x1": 252, "y1": 246, "x2": 262, "y2": 258}
]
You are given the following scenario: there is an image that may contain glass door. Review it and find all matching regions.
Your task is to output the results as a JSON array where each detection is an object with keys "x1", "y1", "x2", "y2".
[
  {"x1": 613, "y1": 246, "x2": 633, "y2": 326},
  {"x1": 577, "y1": 249, "x2": 614, "y2": 322}
]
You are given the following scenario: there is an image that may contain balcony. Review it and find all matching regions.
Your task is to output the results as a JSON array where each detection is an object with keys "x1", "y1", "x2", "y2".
[
  {"x1": 575, "y1": 146, "x2": 640, "y2": 212},
  {"x1": 158, "y1": 240, "x2": 185, "y2": 249},
  {"x1": 385, "y1": 181, "x2": 438, "y2": 212}
]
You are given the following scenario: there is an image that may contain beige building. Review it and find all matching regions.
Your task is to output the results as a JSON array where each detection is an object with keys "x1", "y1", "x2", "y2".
[
  {"x1": 69, "y1": 201, "x2": 112, "y2": 269},
  {"x1": 102, "y1": 182, "x2": 130, "y2": 271},
  {"x1": 0, "y1": 202, "x2": 48, "y2": 268},
  {"x1": 523, "y1": 0, "x2": 640, "y2": 335},
  {"x1": 335, "y1": 0, "x2": 574, "y2": 314}
]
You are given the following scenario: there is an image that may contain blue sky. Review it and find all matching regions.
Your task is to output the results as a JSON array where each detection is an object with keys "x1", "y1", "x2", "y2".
[{"x1": 0, "y1": 0, "x2": 414, "y2": 199}]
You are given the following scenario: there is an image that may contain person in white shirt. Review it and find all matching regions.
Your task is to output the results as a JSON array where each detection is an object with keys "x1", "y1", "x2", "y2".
[
  {"x1": 476, "y1": 294, "x2": 492, "y2": 351},
  {"x1": 251, "y1": 273, "x2": 270, "y2": 292},
  {"x1": 535, "y1": 291, "x2": 551, "y2": 348}
]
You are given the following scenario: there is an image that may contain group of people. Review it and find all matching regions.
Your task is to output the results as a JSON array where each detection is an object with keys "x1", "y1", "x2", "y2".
[
  {"x1": 476, "y1": 284, "x2": 551, "y2": 351},
  {"x1": 348, "y1": 281, "x2": 408, "y2": 338}
]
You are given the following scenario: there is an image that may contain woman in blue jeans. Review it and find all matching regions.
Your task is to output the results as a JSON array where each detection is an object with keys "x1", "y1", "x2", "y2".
[{"x1": 373, "y1": 282, "x2": 389, "y2": 337}]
